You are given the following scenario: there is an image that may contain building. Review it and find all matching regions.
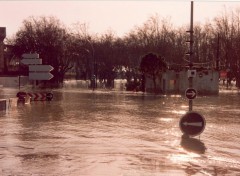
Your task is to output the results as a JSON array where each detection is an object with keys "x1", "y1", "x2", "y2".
[
  {"x1": 0, "y1": 27, "x2": 6, "y2": 73},
  {"x1": 145, "y1": 68, "x2": 219, "y2": 95}
]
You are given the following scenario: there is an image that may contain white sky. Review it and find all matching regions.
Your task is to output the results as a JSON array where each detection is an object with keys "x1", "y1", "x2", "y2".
[{"x1": 1, "y1": 0, "x2": 240, "y2": 38}]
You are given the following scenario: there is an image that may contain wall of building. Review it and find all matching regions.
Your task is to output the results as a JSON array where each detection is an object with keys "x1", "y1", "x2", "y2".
[
  {"x1": 0, "y1": 27, "x2": 6, "y2": 73},
  {"x1": 0, "y1": 76, "x2": 29, "y2": 88},
  {"x1": 0, "y1": 98, "x2": 18, "y2": 111},
  {"x1": 145, "y1": 69, "x2": 219, "y2": 95}
]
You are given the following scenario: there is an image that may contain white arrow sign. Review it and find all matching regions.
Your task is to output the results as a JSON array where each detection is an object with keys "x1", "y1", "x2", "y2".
[
  {"x1": 29, "y1": 65, "x2": 54, "y2": 72},
  {"x1": 185, "y1": 88, "x2": 197, "y2": 99},
  {"x1": 21, "y1": 58, "x2": 42, "y2": 65},
  {"x1": 22, "y1": 53, "x2": 39, "y2": 59},
  {"x1": 183, "y1": 122, "x2": 203, "y2": 127},
  {"x1": 186, "y1": 91, "x2": 196, "y2": 97},
  {"x1": 29, "y1": 72, "x2": 54, "y2": 80}
]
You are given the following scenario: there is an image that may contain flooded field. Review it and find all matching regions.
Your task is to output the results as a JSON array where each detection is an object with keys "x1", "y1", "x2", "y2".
[{"x1": 0, "y1": 87, "x2": 240, "y2": 175}]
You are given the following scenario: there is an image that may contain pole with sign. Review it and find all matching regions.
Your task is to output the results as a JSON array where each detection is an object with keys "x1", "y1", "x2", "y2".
[
  {"x1": 185, "y1": 88, "x2": 197, "y2": 100},
  {"x1": 29, "y1": 72, "x2": 54, "y2": 80},
  {"x1": 18, "y1": 53, "x2": 54, "y2": 100},
  {"x1": 179, "y1": 111, "x2": 206, "y2": 137},
  {"x1": 179, "y1": 1, "x2": 206, "y2": 138},
  {"x1": 22, "y1": 53, "x2": 39, "y2": 58},
  {"x1": 21, "y1": 53, "x2": 54, "y2": 88},
  {"x1": 21, "y1": 58, "x2": 42, "y2": 65},
  {"x1": 28, "y1": 65, "x2": 54, "y2": 80},
  {"x1": 187, "y1": 1, "x2": 194, "y2": 111},
  {"x1": 29, "y1": 65, "x2": 53, "y2": 72}
]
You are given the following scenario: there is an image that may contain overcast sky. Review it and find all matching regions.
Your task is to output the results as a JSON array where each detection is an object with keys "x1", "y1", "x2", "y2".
[{"x1": 1, "y1": 1, "x2": 240, "y2": 38}]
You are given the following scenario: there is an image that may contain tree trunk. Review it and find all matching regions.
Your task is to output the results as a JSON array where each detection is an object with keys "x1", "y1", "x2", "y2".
[
  {"x1": 153, "y1": 75, "x2": 157, "y2": 94},
  {"x1": 141, "y1": 74, "x2": 145, "y2": 92},
  {"x1": 236, "y1": 76, "x2": 240, "y2": 88}
]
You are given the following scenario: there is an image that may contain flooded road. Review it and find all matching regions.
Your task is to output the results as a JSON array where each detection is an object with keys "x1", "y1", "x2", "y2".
[{"x1": 0, "y1": 87, "x2": 240, "y2": 175}]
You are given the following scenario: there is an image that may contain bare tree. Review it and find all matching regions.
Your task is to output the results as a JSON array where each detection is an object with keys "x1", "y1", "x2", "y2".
[
  {"x1": 11, "y1": 16, "x2": 73, "y2": 86},
  {"x1": 214, "y1": 8, "x2": 240, "y2": 87}
]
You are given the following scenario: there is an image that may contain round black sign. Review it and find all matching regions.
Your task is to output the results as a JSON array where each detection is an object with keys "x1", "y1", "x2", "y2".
[
  {"x1": 185, "y1": 88, "x2": 197, "y2": 100},
  {"x1": 179, "y1": 111, "x2": 206, "y2": 137},
  {"x1": 46, "y1": 93, "x2": 53, "y2": 101}
]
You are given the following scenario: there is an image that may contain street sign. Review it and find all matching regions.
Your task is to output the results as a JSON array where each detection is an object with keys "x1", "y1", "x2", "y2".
[
  {"x1": 21, "y1": 53, "x2": 54, "y2": 81},
  {"x1": 21, "y1": 58, "x2": 42, "y2": 65},
  {"x1": 27, "y1": 92, "x2": 53, "y2": 101},
  {"x1": 22, "y1": 53, "x2": 39, "y2": 59},
  {"x1": 185, "y1": 88, "x2": 197, "y2": 100},
  {"x1": 29, "y1": 72, "x2": 54, "y2": 80},
  {"x1": 46, "y1": 93, "x2": 54, "y2": 101},
  {"x1": 29, "y1": 65, "x2": 54, "y2": 72},
  {"x1": 179, "y1": 111, "x2": 206, "y2": 137}
]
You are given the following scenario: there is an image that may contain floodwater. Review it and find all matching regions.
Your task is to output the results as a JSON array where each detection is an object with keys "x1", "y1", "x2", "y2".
[{"x1": 0, "y1": 86, "x2": 240, "y2": 176}]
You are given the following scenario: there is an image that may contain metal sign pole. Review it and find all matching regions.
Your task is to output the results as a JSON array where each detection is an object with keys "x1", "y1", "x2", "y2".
[
  {"x1": 188, "y1": 1, "x2": 194, "y2": 111},
  {"x1": 180, "y1": 2, "x2": 206, "y2": 137}
]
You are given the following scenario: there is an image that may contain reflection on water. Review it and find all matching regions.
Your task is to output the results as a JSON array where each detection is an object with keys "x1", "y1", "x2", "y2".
[
  {"x1": 0, "y1": 87, "x2": 240, "y2": 175},
  {"x1": 180, "y1": 134, "x2": 206, "y2": 154}
]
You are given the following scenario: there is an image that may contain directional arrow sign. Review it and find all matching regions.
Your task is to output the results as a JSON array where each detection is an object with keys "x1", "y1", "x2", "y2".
[
  {"x1": 29, "y1": 72, "x2": 54, "y2": 80},
  {"x1": 22, "y1": 53, "x2": 39, "y2": 59},
  {"x1": 21, "y1": 58, "x2": 42, "y2": 65},
  {"x1": 179, "y1": 111, "x2": 206, "y2": 137},
  {"x1": 183, "y1": 122, "x2": 203, "y2": 127},
  {"x1": 29, "y1": 65, "x2": 54, "y2": 72},
  {"x1": 27, "y1": 92, "x2": 53, "y2": 101},
  {"x1": 185, "y1": 88, "x2": 197, "y2": 100}
]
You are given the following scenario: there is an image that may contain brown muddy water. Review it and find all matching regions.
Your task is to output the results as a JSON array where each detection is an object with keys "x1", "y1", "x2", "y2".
[{"x1": 0, "y1": 87, "x2": 240, "y2": 176}]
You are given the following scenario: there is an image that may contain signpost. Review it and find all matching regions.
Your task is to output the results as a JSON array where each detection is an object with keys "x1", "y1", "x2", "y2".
[
  {"x1": 21, "y1": 58, "x2": 42, "y2": 65},
  {"x1": 29, "y1": 65, "x2": 54, "y2": 72},
  {"x1": 179, "y1": 2, "x2": 206, "y2": 138},
  {"x1": 27, "y1": 92, "x2": 53, "y2": 101},
  {"x1": 185, "y1": 88, "x2": 197, "y2": 100},
  {"x1": 179, "y1": 111, "x2": 206, "y2": 137},
  {"x1": 17, "y1": 92, "x2": 53, "y2": 101},
  {"x1": 22, "y1": 53, "x2": 39, "y2": 58},
  {"x1": 29, "y1": 72, "x2": 54, "y2": 80},
  {"x1": 19, "y1": 53, "x2": 54, "y2": 100},
  {"x1": 21, "y1": 53, "x2": 54, "y2": 81}
]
